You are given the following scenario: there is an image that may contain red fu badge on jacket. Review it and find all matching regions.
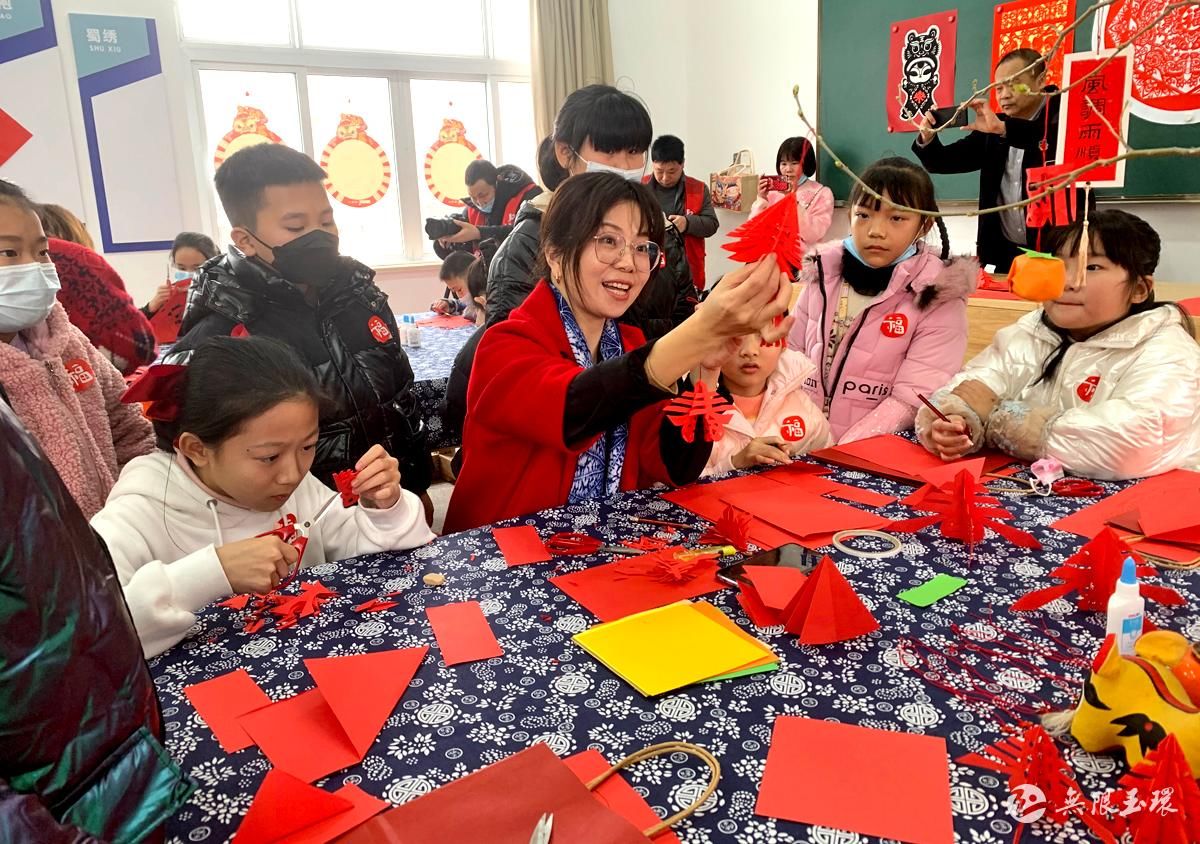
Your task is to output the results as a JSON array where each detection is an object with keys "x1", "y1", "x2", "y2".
[
  {"x1": 64, "y1": 358, "x2": 95, "y2": 392},
  {"x1": 1076, "y1": 375, "x2": 1100, "y2": 402},
  {"x1": 780, "y1": 416, "x2": 807, "y2": 442},
  {"x1": 881, "y1": 313, "x2": 908, "y2": 338},
  {"x1": 367, "y1": 315, "x2": 393, "y2": 344}
]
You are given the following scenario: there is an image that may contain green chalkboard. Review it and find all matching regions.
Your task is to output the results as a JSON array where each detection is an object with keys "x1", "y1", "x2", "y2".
[{"x1": 817, "y1": 0, "x2": 1200, "y2": 201}]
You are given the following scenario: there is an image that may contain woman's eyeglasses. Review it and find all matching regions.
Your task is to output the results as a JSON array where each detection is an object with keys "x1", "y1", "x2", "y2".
[{"x1": 592, "y1": 234, "x2": 663, "y2": 271}]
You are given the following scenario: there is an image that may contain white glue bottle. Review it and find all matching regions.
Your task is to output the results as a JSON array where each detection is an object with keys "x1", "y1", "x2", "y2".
[{"x1": 1106, "y1": 556, "x2": 1145, "y2": 655}]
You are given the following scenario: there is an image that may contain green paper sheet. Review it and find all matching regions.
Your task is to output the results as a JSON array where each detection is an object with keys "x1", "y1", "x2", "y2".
[{"x1": 898, "y1": 574, "x2": 967, "y2": 608}]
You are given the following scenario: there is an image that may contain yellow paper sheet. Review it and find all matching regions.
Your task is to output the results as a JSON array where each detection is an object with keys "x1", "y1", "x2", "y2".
[{"x1": 574, "y1": 601, "x2": 772, "y2": 696}]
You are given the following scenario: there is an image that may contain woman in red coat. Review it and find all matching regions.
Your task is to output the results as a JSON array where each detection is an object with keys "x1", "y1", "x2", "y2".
[{"x1": 445, "y1": 172, "x2": 791, "y2": 533}]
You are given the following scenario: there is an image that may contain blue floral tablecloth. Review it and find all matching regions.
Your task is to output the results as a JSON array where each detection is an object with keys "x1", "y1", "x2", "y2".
[
  {"x1": 149, "y1": 462, "x2": 1200, "y2": 843},
  {"x1": 401, "y1": 313, "x2": 476, "y2": 451}
]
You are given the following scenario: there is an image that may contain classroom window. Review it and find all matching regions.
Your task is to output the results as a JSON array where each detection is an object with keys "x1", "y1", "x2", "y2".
[
  {"x1": 178, "y1": 0, "x2": 293, "y2": 46},
  {"x1": 306, "y1": 75, "x2": 405, "y2": 267},
  {"x1": 182, "y1": 0, "x2": 531, "y2": 265},
  {"x1": 196, "y1": 69, "x2": 304, "y2": 242}
]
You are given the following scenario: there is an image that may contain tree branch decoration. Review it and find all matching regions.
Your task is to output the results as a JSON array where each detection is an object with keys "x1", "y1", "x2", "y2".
[{"x1": 793, "y1": 0, "x2": 1200, "y2": 222}]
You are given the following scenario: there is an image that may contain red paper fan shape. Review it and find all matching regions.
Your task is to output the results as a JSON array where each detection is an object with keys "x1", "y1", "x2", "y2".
[
  {"x1": 1011, "y1": 528, "x2": 1185, "y2": 613},
  {"x1": 781, "y1": 556, "x2": 878, "y2": 644},
  {"x1": 664, "y1": 381, "x2": 733, "y2": 444},
  {"x1": 333, "y1": 469, "x2": 359, "y2": 507},
  {"x1": 721, "y1": 191, "x2": 804, "y2": 274},
  {"x1": 699, "y1": 503, "x2": 752, "y2": 552},
  {"x1": 893, "y1": 470, "x2": 1040, "y2": 551}
]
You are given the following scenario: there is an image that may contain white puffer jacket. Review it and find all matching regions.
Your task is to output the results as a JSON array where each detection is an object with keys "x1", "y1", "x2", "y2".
[
  {"x1": 704, "y1": 349, "x2": 833, "y2": 475},
  {"x1": 923, "y1": 306, "x2": 1200, "y2": 480}
]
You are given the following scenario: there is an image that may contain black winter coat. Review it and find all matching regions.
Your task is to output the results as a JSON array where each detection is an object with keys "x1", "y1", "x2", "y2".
[
  {"x1": 173, "y1": 249, "x2": 432, "y2": 494},
  {"x1": 484, "y1": 197, "x2": 697, "y2": 340},
  {"x1": 0, "y1": 401, "x2": 193, "y2": 843}
]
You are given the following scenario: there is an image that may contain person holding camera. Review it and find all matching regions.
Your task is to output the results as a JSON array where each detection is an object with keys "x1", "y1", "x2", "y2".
[
  {"x1": 426, "y1": 159, "x2": 540, "y2": 259},
  {"x1": 749, "y1": 137, "x2": 834, "y2": 259}
]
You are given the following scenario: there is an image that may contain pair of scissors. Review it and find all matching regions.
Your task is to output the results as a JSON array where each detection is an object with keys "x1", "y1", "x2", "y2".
[
  {"x1": 255, "y1": 493, "x2": 340, "y2": 589},
  {"x1": 529, "y1": 813, "x2": 553, "y2": 844},
  {"x1": 545, "y1": 532, "x2": 641, "y2": 556}
]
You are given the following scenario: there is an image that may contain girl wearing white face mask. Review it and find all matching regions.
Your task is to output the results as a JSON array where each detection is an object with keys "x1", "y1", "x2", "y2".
[
  {"x1": 142, "y1": 231, "x2": 218, "y2": 345},
  {"x1": 485, "y1": 85, "x2": 697, "y2": 341},
  {"x1": 0, "y1": 179, "x2": 153, "y2": 517}
]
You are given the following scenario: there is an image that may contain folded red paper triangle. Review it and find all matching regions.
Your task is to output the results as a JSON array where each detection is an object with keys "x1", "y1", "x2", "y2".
[
  {"x1": 239, "y1": 647, "x2": 427, "y2": 782},
  {"x1": 233, "y1": 768, "x2": 353, "y2": 843},
  {"x1": 780, "y1": 557, "x2": 878, "y2": 644}
]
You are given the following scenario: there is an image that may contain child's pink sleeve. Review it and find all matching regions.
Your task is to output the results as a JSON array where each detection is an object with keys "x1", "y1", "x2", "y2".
[
  {"x1": 92, "y1": 344, "x2": 153, "y2": 467},
  {"x1": 800, "y1": 187, "x2": 834, "y2": 249}
]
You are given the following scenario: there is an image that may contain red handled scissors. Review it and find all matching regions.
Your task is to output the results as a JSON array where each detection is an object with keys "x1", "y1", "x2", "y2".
[{"x1": 546, "y1": 532, "x2": 641, "y2": 557}]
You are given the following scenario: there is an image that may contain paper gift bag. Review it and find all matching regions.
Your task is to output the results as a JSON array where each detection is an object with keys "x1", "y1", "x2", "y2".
[
  {"x1": 710, "y1": 150, "x2": 758, "y2": 212},
  {"x1": 339, "y1": 741, "x2": 719, "y2": 844}
]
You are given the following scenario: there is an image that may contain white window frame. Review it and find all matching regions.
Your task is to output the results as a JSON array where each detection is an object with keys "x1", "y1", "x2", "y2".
[{"x1": 177, "y1": 1, "x2": 530, "y2": 267}]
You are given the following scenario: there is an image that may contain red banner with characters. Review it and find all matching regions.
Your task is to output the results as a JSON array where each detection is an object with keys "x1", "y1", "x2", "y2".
[
  {"x1": 991, "y1": 0, "x2": 1076, "y2": 111},
  {"x1": 887, "y1": 10, "x2": 959, "y2": 133},
  {"x1": 1056, "y1": 50, "x2": 1133, "y2": 187}
]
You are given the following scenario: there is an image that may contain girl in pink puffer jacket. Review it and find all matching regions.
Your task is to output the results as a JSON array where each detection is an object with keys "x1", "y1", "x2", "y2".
[{"x1": 788, "y1": 157, "x2": 978, "y2": 444}]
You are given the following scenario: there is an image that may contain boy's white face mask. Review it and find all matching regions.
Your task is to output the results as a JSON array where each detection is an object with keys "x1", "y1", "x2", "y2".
[{"x1": 0, "y1": 262, "x2": 61, "y2": 333}]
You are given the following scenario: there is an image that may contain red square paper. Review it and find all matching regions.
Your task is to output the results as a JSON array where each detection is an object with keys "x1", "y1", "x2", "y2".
[
  {"x1": 756, "y1": 715, "x2": 954, "y2": 843},
  {"x1": 426, "y1": 601, "x2": 504, "y2": 665}
]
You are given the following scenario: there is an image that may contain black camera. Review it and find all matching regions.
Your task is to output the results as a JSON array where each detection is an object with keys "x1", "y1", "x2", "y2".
[{"x1": 425, "y1": 217, "x2": 464, "y2": 240}]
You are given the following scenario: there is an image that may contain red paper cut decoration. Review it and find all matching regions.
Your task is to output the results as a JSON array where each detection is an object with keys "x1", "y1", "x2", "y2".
[
  {"x1": 699, "y1": 503, "x2": 752, "y2": 552},
  {"x1": 664, "y1": 381, "x2": 734, "y2": 444},
  {"x1": 957, "y1": 723, "x2": 1117, "y2": 843},
  {"x1": 1109, "y1": 733, "x2": 1200, "y2": 844},
  {"x1": 1011, "y1": 528, "x2": 1185, "y2": 612},
  {"x1": 721, "y1": 191, "x2": 805, "y2": 273},
  {"x1": 1056, "y1": 50, "x2": 1134, "y2": 188},
  {"x1": 613, "y1": 548, "x2": 720, "y2": 585},
  {"x1": 991, "y1": 0, "x2": 1076, "y2": 112},
  {"x1": 1025, "y1": 163, "x2": 1079, "y2": 230},
  {"x1": 333, "y1": 469, "x2": 359, "y2": 507},
  {"x1": 1096, "y1": 0, "x2": 1200, "y2": 123},
  {"x1": 621, "y1": 535, "x2": 671, "y2": 553},
  {"x1": 354, "y1": 592, "x2": 401, "y2": 614},
  {"x1": 232, "y1": 580, "x2": 339, "y2": 634},
  {"x1": 893, "y1": 470, "x2": 1041, "y2": 551},
  {"x1": 887, "y1": 10, "x2": 959, "y2": 133}
]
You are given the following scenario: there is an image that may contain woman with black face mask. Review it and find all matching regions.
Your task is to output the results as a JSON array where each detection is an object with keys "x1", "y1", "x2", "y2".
[{"x1": 169, "y1": 143, "x2": 435, "y2": 520}]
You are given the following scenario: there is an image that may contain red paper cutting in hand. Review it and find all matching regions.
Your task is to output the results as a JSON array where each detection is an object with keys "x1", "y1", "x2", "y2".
[
  {"x1": 957, "y1": 723, "x2": 1116, "y2": 843},
  {"x1": 721, "y1": 190, "x2": 805, "y2": 273},
  {"x1": 1108, "y1": 734, "x2": 1200, "y2": 844},
  {"x1": 893, "y1": 471, "x2": 1041, "y2": 552},
  {"x1": 1011, "y1": 528, "x2": 1185, "y2": 613},
  {"x1": 664, "y1": 381, "x2": 733, "y2": 443},
  {"x1": 699, "y1": 503, "x2": 752, "y2": 552},
  {"x1": 333, "y1": 469, "x2": 359, "y2": 507}
]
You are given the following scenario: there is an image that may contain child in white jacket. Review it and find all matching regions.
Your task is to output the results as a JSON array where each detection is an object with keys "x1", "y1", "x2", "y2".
[
  {"x1": 92, "y1": 335, "x2": 434, "y2": 656},
  {"x1": 917, "y1": 210, "x2": 1200, "y2": 480},
  {"x1": 704, "y1": 332, "x2": 832, "y2": 475}
]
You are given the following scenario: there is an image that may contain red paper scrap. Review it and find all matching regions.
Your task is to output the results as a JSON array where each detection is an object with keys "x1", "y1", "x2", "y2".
[
  {"x1": 184, "y1": 669, "x2": 271, "y2": 753},
  {"x1": 664, "y1": 381, "x2": 734, "y2": 444},
  {"x1": 493, "y1": 525, "x2": 551, "y2": 566},
  {"x1": 333, "y1": 469, "x2": 359, "y2": 507},
  {"x1": 782, "y1": 556, "x2": 879, "y2": 644},
  {"x1": 217, "y1": 594, "x2": 251, "y2": 610},
  {"x1": 722, "y1": 489, "x2": 889, "y2": 540},
  {"x1": 755, "y1": 715, "x2": 954, "y2": 844},
  {"x1": 354, "y1": 597, "x2": 399, "y2": 614},
  {"x1": 550, "y1": 552, "x2": 728, "y2": 622},
  {"x1": 721, "y1": 188, "x2": 805, "y2": 273},
  {"x1": 416, "y1": 313, "x2": 474, "y2": 329},
  {"x1": 562, "y1": 750, "x2": 682, "y2": 844},
  {"x1": 233, "y1": 769, "x2": 353, "y2": 844},
  {"x1": 426, "y1": 601, "x2": 504, "y2": 665},
  {"x1": 289, "y1": 784, "x2": 389, "y2": 844},
  {"x1": 239, "y1": 647, "x2": 427, "y2": 782}
]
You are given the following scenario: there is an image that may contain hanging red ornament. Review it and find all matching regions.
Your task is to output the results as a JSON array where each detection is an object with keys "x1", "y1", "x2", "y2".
[
  {"x1": 892, "y1": 470, "x2": 1041, "y2": 552},
  {"x1": 664, "y1": 381, "x2": 734, "y2": 443},
  {"x1": 721, "y1": 189, "x2": 804, "y2": 274}
]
